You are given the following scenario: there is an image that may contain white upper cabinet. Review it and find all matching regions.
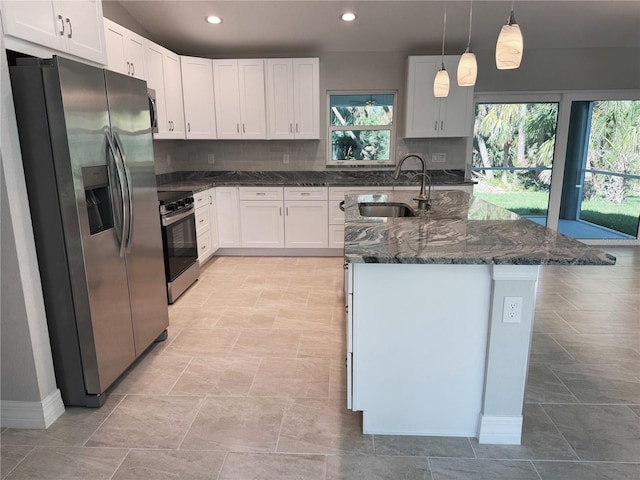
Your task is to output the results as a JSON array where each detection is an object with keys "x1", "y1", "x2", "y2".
[
  {"x1": 1, "y1": 0, "x2": 106, "y2": 64},
  {"x1": 266, "y1": 58, "x2": 319, "y2": 140},
  {"x1": 404, "y1": 55, "x2": 474, "y2": 138},
  {"x1": 145, "y1": 41, "x2": 184, "y2": 139},
  {"x1": 292, "y1": 58, "x2": 320, "y2": 139},
  {"x1": 180, "y1": 56, "x2": 216, "y2": 139},
  {"x1": 213, "y1": 59, "x2": 267, "y2": 139},
  {"x1": 103, "y1": 18, "x2": 145, "y2": 80}
]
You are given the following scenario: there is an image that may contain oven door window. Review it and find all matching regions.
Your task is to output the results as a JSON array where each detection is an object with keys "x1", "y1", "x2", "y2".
[{"x1": 163, "y1": 213, "x2": 197, "y2": 282}]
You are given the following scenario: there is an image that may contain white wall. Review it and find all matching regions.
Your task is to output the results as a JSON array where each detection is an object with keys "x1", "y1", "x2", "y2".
[{"x1": 1, "y1": 24, "x2": 62, "y2": 427}]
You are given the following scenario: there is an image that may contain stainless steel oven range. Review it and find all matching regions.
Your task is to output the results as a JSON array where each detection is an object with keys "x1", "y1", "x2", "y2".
[{"x1": 158, "y1": 190, "x2": 200, "y2": 303}]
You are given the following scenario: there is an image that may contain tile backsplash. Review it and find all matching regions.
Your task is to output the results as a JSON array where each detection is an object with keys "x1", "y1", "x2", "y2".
[{"x1": 152, "y1": 137, "x2": 469, "y2": 175}]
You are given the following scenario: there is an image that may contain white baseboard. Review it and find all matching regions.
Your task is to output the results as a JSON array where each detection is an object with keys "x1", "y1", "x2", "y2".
[
  {"x1": 478, "y1": 414, "x2": 523, "y2": 445},
  {"x1": 1, "y1": 389, "x2": 65, "y2": 429}
]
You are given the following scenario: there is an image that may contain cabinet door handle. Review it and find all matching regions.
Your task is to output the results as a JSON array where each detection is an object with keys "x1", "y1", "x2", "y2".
[
  {"x1": 209, "y1": 195, "x2": 213, "y2": 205},
  {"x1": 295, "y1": 123, "x2": 299, "y2": 133},
  {"x1": 66, "y1": 18, "x2": 72, "y2": 38},
  {"x1": 441, "y1": 120, "x2": 444, "y2": 130},
  {"x1": 289, "y1": 123, "x2": 293, "y2": 133},
  {"x1": 286, "y1": 207, "x2": 289, "y2": 216},
  {"x1": 236, "y1": 124, "x2": 240, "y2": 133},
  {"x1": 131, "y1": 63, "x2": 135, "y2": 76},
  {"x1": 242, "y1": 123, "x2": 246, "y2": 133},
  {"x1": 126, "y1": 61, "x2": 131, "y2": 75},
  {"x1": 279, "y1": 207, "x2": 282, "y2": 216},
  {"x1": 434, "y1": 120, "x2": 438, "y2": 130},
  {"x1": 58, "y1": 15, "x2": 64, "y2": 36},
  {"x1": 301, "y1": 192, "x2": 310, "y2": 196},
  {"x1": 188, "y1": 122, "x2": 191, "y2": 132}
]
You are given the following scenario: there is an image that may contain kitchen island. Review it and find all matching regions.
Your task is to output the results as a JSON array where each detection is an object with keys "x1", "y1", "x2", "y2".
[{"x1": 343, "y1": 190, "x2": 615, "y2": 444}]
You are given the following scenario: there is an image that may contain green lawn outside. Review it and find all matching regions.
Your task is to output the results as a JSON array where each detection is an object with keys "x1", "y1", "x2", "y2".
[{"x1": 475, "y1": 192, "x2": 640, "y2": 237}]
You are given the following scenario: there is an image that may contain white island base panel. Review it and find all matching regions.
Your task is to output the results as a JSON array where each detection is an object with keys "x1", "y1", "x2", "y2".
[{"x1": 347, "y1": 263, "x2": 539, "y2": 444}]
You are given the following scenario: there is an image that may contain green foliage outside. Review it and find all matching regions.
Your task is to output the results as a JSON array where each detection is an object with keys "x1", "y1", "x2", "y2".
[
  {"x1": 330, "y1": 96, "x2": 393, "y2": 161},
  {"x1": 475, "y1": 192, "x2": 640, "y2": 237},
  {"x1": 473, "y1": 101, "x2": 640, "y2": 236}
]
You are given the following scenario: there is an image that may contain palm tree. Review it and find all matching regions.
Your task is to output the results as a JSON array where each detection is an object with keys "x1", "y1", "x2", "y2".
[{"x1": 475, "y1": 104, "x2": 525, "y2": 184}]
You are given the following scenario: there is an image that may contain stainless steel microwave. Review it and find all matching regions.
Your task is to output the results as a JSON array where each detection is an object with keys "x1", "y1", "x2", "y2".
[{"x1": 147, "y1": 88, "x2": 158, "y2": 133}]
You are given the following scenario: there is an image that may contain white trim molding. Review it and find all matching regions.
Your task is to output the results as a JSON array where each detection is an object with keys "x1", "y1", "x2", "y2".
[
  {"x1": 1, "y1": 389, "x2": 65, "y2": 429},
  {"x1": 478, "y1": 414, "x2": 523, "y2": 444}
]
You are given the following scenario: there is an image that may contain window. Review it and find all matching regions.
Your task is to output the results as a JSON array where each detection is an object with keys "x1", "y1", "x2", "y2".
[{"x1": 327, "y1": 92, "x2": 396, "y2": 166}]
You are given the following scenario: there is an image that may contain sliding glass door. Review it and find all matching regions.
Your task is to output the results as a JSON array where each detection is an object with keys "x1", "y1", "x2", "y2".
[
  {"x1": 472, "y1": 95, "x2": 639, "y2": 244},
  {"x1": 559, "y1": 100, "x2": 640, "y2": 240},
  {"x1": 472, "y1": 102, "x2": 559, "y2": 226}
]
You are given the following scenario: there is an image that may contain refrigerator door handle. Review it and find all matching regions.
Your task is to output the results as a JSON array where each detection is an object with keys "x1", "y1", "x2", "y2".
[
  {"x1": 113, "y1": 131, "x2": 134, "y2": 252},
  {"x1": 106, "y1": 133, "x2": 128, "y2": 257}
]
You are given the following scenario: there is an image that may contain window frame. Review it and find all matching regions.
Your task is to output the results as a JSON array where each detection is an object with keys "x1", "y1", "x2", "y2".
[{"x1": 326, "y1": 90, "x2": 397, "y2": 166}]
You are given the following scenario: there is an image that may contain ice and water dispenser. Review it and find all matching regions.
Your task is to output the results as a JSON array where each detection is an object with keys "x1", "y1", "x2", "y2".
[{"x1": 82, "y1": 165, "x2": 114, "y2": 235}]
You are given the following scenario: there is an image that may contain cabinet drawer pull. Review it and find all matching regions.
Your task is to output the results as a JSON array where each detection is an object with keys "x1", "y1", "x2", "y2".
[
  {"x1": 66, "y1": 18, "x2": 72, "y2": 38},
  {"x1": 256, "y1": 192, "x2": 266, "y2": 196},
  {"x1": 58, "y1": 15, "x2": 64, "y2": 36},
  {"x1": 301, "y1": 192, "x2": 310, "y2": 196}
]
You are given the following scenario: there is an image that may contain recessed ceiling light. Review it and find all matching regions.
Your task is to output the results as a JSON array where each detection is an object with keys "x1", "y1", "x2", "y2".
[
  {"x1": 205, "y1": 15, "x2": 222, "y2": 24},
  {"x1": 341, "y1": 12, "x2": 357, "y2": 22}
]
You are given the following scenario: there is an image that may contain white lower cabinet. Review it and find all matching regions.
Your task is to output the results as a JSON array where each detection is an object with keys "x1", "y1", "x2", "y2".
[
  {"x1": 284, "y1": 187, "x2": 328, "y2": 248},
  {"x1": 215, "y1": 187, "x2": 242, "y2": 248},
  {"x1": 239, "y1": 187, "x2": 284, "y2": 248}
]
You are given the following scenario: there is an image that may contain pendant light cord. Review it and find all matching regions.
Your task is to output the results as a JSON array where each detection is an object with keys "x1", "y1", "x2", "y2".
[
  {"x1": 440, "y1": 0, "x2": 447, "y2": 67},
  {"x1": 466, "y1": 0, "x2": 473, "y2": 50}
]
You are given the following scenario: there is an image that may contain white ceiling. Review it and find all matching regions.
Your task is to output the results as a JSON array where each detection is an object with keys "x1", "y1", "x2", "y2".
[{"x1": 110, "y1": 0, "x2": 640, "y2": 57}]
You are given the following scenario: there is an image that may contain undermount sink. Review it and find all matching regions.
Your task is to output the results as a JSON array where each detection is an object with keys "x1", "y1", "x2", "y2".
[{"x1": 358, "y1": 202, "x2": 417, "y2": 217}]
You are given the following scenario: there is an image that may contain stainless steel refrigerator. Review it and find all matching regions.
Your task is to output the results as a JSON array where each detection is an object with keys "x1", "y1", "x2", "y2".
[{"x1": 10, "y1": 56, "x2": 169, "y2": 407}]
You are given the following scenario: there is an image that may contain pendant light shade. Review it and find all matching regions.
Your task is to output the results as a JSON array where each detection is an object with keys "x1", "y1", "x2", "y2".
[
  {"x1": 434, "y1": 66, "x2": 450, "y2": 97},
  {"x1": 457, "y1": 0, "x2": 476, "y2": 86},
  {"x1": 457, "y1": 50, "x2": 477, "y2": 86},
  {"x1": 434, "y1": 1, "x2": 449, "y2": 97},
  {"x1": 496, "y1": 9, "x2": 523, "y2": 69}
]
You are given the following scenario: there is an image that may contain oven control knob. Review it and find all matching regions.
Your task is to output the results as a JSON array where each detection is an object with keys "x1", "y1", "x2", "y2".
[
  {"x1": 184, "y1": 198, "x2": 193, "y2": 205},
  {"x1": 166, "y1": 203, "x2": 177, "y2": 211},
  {"x1": 176, "y1": 200, "x2": 185, "y2": 207}
]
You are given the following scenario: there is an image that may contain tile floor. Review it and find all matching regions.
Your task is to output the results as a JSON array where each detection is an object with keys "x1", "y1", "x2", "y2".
[{"x1": 2, "y1": 248, "x2": 639, "y2": 479}]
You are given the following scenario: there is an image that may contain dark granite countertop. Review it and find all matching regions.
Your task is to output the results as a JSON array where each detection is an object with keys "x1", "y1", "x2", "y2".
[
  {"x1": 156, "y1": 170, "x2": 473, "y2": 192},
  {"x1": 344, "y1": 190, "x2": 616, "y2": 266}
]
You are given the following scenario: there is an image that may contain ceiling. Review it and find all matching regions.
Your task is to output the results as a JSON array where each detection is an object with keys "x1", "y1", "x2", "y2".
[{"x1": 110, "y1": 0, "x2": 640, "y2": 58}]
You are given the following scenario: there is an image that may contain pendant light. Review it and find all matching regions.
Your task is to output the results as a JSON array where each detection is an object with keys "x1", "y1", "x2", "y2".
[
  {"x1": 495, "y1": 0, "x2": 523, "y2": 69},
  {"x1": 433, "y1": 0, "x2": 449, "y2": 98},
  {"x1": 457, "y1": 0, "x2": 477, "y2": 86}
]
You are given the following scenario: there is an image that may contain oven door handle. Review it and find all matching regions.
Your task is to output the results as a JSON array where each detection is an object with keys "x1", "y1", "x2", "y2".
[{"x1": 162, "y1": 206, "x2": 195, "y2": 226}]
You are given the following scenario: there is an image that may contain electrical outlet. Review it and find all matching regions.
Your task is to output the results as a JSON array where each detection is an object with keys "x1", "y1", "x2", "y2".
[
  {"x1": 503, "y1": 297, "x2": 523, "y2": 323},
  {"x1": 432, "y1": 152, "x2": 447, "y2": 163},
  {"x1": 283, "y1": 154, "x2": 290, "y2": 164},
  {"x1": 207, "y1": 153, "x2": 215, "y2": 165}
]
